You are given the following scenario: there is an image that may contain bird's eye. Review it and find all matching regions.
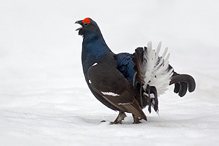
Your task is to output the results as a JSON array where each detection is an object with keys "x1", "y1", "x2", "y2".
[{"x1": 84, "y1": 22, "x2": 88, "y2": 26}]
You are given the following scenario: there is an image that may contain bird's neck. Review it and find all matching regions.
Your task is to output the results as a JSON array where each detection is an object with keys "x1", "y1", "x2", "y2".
[{"x1": 81, "y1": 33, "x2": 112, "y2": 76}]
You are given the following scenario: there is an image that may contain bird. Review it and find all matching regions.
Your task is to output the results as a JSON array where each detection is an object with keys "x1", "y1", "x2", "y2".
[{"x1": 75, "y1": 17, "x2": 196, "y2": 124}]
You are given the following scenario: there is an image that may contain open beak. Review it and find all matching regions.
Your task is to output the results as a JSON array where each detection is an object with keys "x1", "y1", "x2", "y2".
[
  {"x1": 75, "y1": 20, "x2": 83, "y2": 31},
  {"x1": 75, "y1": 20, "x2": 84, "y2": 35}
]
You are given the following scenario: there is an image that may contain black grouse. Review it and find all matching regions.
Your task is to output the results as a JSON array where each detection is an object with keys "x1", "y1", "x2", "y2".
[{"x1": 76, "y1": 17, "x2": 196, "y2": 124}]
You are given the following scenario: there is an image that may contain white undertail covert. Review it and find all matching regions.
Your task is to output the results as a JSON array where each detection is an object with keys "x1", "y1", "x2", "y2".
[{"x1": 143, "y1": 42, "x2": 173, "y2": 96}]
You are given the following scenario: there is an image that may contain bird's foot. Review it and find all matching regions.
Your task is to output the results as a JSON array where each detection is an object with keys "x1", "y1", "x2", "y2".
[
  {"x1": 110, "y1": 112, "x2": 127, "y2": 124},
  {"x1": 133, "y1": 120, "x2": 141, "y2": 124},
  {"x1": 132, "y1": 114, "x2": 146, "y2": 124},
  {"x1": 110, "y1": 121, "x2": 122, "y2": 124}
]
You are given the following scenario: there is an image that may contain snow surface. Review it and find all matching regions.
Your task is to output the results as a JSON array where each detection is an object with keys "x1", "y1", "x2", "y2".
[{"x1": 0, "y1": 0, "x2": 219, "y2": 146}]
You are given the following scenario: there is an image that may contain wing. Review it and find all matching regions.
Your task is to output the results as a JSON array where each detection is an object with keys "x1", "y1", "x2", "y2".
[
  {"x1": 116, "y1": 53, "x2": 135, "y2": 83},
  {"x1": 87, "y1": 57, "x2": 146, "y2": 120}
]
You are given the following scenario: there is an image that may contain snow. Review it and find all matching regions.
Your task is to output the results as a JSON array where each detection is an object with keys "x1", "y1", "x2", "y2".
[{"x1": 0, "y1": 0, "x2": 219, "y2": 146}]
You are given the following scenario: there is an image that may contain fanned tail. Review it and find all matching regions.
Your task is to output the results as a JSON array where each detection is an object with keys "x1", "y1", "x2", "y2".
[{"x1": 133, "y1": 42, "x2": 173, "y2": 113}]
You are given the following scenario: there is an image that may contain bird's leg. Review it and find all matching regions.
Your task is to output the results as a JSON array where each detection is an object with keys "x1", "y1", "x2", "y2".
[
  {"x1": 132, "y1": 114, "x2": 142, "y2": 124},
  {"x1": 110, "y1": 112, "x2": 127, "y2": 124}
]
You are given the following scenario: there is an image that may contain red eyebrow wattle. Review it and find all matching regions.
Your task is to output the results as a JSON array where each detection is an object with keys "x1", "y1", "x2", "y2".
[{"x1": 82, "y1": 17, "x2": 90, "y2": 24}]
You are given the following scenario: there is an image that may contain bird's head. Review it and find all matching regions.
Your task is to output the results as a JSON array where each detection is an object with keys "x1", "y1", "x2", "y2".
[{"x1": 75, "y1": 17, "x2": 100, "y2": 37}]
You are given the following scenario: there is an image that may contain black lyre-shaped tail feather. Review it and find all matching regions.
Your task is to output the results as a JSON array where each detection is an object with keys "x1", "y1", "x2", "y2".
[
  {"x1": 145, "y1": 85, "x2": 158, "y2": 113},
  {"x1": 170, "y1": 73, "x2": 196, "y2": 97}
]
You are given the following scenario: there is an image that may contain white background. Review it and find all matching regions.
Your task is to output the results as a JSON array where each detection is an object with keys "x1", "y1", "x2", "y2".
[{"x1": 0, "y1": 0, "x2": 219, "y2": 145}]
